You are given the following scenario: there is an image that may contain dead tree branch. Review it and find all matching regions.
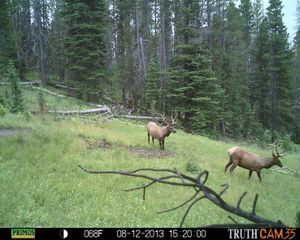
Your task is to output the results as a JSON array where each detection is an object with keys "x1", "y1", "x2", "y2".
[{"x1": 78, "y1": 165, "x2": 286, "y2": 227}]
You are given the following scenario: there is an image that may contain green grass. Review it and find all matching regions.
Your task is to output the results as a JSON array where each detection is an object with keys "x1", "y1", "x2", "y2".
[
  {"x1": 0, "y1": 85, "x2": 90, "y2": 111},
  {"x1": 0, "y1": 113, "x2": 299, "y2": 227}
]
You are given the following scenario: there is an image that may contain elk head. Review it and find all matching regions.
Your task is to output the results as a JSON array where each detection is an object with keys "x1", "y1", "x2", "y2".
[
  {"x1": 161, "y1": 114, "x2": 176, "y2": 133},
  {"x1": 271, "y1": 140, "x2": 286, "y2": 167}
]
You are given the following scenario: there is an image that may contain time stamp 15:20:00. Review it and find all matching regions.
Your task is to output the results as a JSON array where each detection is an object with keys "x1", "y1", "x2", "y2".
[{"x1": 116, "y1": 229, "x2": 207, "y2": 239}]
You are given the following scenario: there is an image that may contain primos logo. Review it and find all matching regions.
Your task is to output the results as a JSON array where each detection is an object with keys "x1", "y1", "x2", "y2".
[{"x1": 11, "y1": 229, "x2": 35, "y2": 239}]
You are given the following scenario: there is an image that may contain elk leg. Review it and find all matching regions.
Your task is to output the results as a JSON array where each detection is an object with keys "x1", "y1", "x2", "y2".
[
  {"x1": 152, "y1": 137, "x2": 154, "y2": 145},
  {"x1": 148, "y1": 133, "x2": 150, "y2": 144},
  {"x1": 248, "y1": 170, "x2": 253, "y2": 179},
  {"x1": 159, "y1": 141, "x2": 162, "y2": 150},
  {"x1": 256, "y1": 171, "x2": 262, "y2": 182},
  {"x1": 229, "y1": 161, "x2": 238, "y2": 172},
  {"x1": 225, "y1": 161, "x2": 232, "y2": 173},
  {"x1": 162, "y1": 140, "x2": 165, "y2": 150},
  {"x1": 225, "y1": 156, "x2": 233, "y2": 173}
]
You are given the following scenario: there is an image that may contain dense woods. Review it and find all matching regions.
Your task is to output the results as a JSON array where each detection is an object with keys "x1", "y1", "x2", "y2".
[{"x1": 0, "y1": 0, "x2": 300, "y2": 143}]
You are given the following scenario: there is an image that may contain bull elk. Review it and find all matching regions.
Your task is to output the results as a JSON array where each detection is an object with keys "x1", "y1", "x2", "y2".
[
  {"x1": 225, "y1": 141, "x2": 286, "y2": 181},
  {"x1": 146, "y1": 114, "x2": 176, "y2": 150}
]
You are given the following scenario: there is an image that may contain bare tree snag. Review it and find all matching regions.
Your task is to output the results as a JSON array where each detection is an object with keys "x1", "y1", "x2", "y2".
[{"x1": 78, "y1": 166, "x2": 285, "y2": 227}]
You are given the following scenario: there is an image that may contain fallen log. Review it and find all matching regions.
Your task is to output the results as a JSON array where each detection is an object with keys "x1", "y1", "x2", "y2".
[
  {"x1": 87, "y1": 102, "x2": 105, "y2": 108},
  {"x1": 120, "y1": 115, "x2": 162, "y2": 122},
  {"x1": 48, "y1": 106, "x2": 111, "y2": 115},
  {"x1": 272, "y1": 166, "x2": 300, "y2": 177},
  {"x1": 31, "y1": 86, "x2": 66, "y2": 98},
  {"x1": 54, "y1": 84, "x2": 78, "y2": 91},
  {"x1": 0, "y1": 81, "x2": 40, "y2": 85}
]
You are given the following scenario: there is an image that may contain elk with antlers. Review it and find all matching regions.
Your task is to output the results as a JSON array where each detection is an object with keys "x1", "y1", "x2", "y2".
[
  {"x1": 146, "y1": 114, "x2": 176, "y2": 150},
  {"x1": 225, "y1": 141, "x2": 286, "y2": 181}
]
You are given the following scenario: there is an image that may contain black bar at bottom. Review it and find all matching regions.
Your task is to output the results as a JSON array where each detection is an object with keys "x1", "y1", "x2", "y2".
[{"x1": 1, "y1": 227, "x2": 299, "y2": 240}]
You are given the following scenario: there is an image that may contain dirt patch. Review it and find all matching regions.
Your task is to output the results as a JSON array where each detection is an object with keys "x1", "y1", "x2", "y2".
[
  {"x1": 84, "y1": 137, "x2": 113, "y2": 150},
  {"x1": 0, "y1": 128, "x2": 31, "y2": 137},
  {"x1": 129, "y1": 146, "x2": 175, "y2": 159},
  {"x1": 80, "y1": 135, "x2": 175, "y2": 158}
]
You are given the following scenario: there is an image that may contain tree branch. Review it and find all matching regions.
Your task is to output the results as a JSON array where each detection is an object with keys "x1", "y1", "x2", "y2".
[{"x1": 78, "y1": 165, "x2": 286, "y2": 227}]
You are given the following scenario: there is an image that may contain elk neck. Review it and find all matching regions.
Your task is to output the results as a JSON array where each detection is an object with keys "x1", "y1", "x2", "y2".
[
  {"x1": 260, "y1": 157, "x2": 276, "y2": 169},
  {"x1": 161, "y1": 126, "x2": 171, "y2": 137}
]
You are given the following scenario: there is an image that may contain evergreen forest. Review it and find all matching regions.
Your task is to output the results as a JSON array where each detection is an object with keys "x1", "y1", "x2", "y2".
[{"x1": 1, "y1": 0, "x2": 300, "y2": 144}]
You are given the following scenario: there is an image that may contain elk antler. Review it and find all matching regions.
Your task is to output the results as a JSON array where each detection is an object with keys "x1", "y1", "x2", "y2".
[
  {"x1": 272, "y1": 140, "x2": 287, "y2": 159},
  {"x1": 170, "y1": 116, "x2": 176, "y2": 125},
  {"x1": 161, "y1": 113, "x2": 167, "y2": 124}
]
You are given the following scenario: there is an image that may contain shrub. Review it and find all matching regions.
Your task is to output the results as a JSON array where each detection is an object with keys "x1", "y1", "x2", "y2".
[
  {"x1": 257, "y1": 129, "x2": 272, "y2": 148},
  {"x1": 5, "y1": 61, "x2": 24, "y2": 113},
  {"x1": 185, "y1": 160, "x2": 201, "y2": 173},
  {"x1": 0, "y1": 104, "x2": 7, "y2": 116},
  {"x1": 276, "y1": 133, "x2": 297, "y2": 152}
]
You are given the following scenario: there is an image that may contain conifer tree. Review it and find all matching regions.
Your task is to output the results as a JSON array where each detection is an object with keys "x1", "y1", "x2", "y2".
[
  {"x1": 166, "y1": 0, "x2": 222, "y2": 134},
  {"x1": 0, "y1": 0, "x2": 15, "y2": 75},
  {"x1": 251, "y1": 18, "x2": 271, "y2": 131},
  {"x1": 64, "y1": 0, "x2": 108, "y2": 99},
  {"x1": 144, "y1": 60, "x2": 160, "y2": 114},
  {"x1": 292, "y1": 0, "x2": 300, "y2": 142},
  {"x1": 167, "y1": 44, "x2": 222, "y2": 134},
  {"x1": 5, "y1": 61, "x2": 24, "y2": 113},
  {"x1": 267, "y1": 0, "x2": 295, "y2": 138},
  {"x1": 214, "y1": 2, "x2": 252, "y2": 137},
  {"x1": 115, "y1": 0, "x2": 135, "y2": 104}
]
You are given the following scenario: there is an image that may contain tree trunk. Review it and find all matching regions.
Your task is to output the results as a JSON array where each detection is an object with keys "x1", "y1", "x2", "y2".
[{"x1": 33, "y1": 0, "x2": 48, "y2": 85}]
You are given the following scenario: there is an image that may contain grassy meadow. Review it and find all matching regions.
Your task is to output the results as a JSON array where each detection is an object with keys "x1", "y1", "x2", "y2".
[
  {"x1": 0, "y1": 85, "x2": 90, "y2": 112},
  {"x1": 0, "y1": 113, "x2": 299, "y2": 227},
  {"x1": 0, "y1": 87, "x2": 299, "y2": 227}
]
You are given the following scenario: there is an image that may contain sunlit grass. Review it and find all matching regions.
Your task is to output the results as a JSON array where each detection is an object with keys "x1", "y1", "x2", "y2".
[{"x1": 0, "y1": 113, "x2": 299, "y2": 227}]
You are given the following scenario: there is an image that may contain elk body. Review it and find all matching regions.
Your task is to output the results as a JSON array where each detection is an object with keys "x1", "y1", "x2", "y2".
[
  {"x1": 146, "y1": 116, "x2": 176, "y2": 150},
  {"x1": 225, "y1": 142, "x2": 285, "y2": 181}
]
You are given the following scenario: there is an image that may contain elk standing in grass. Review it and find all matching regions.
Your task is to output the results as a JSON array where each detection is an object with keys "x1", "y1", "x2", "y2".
[
  {"x1": 146, "y1": 115, "x2": 176, "y2": 150},
  {"x1": 225, "y1": 141, "x2": 285, "y2": 181}
]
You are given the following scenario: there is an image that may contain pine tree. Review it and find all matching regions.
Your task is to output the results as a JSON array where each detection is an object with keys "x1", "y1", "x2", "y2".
[
  {"x1": 144, "y1": 60, "x2": 160, "y2": 114},
  {"x1": 5, "y1": 61, "x2": 24, "y2": 113},
  {"x1": 250, "y1": 0, "x2": 265, "y2": 133},
  {"x1": 164, "y1": 0, "x2": 222, "y2": 134},
  {"x1": 33, "y1": 0, "x2": 49, "y2": 84},
  {"x1": 213, "y1": 2, "x2": 252, "y2": 137},
  {"x1": 267, "y1": 0, "x2": 295, "y2": 138},
  {"x1": 239, "y1": 0, "x2": 254, "y2": 92},
  {"x1": 251, "y1": 18, "x2": 271, "y2": 131},
  {"x1": 115, "y1": 0, "x2": 135, "y2": 104},
  {"x1": 48, "y1": 0, "x2": 66, "y2": 82},
  {"x1": 13, "y1": 0, "x2": 33, "y2": 80},
  {"x1": 240, "y1": 0, "x2": 253, "y2": 46},
  {"x1": 167, "y1": 44, "x2": 222, "y2": 134},
  {"x1": 252, "y1": 0, "x2": 264, "y2": 37},
  {"x1": 0, "y1": 0, "x2": 15, "y2": 75},
  {"x1": 64, "y1": 0, "x2": 108, "y2": 99},
  {"x1": 292, "y1": 0, "x2": 300, "y2": 142}
]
